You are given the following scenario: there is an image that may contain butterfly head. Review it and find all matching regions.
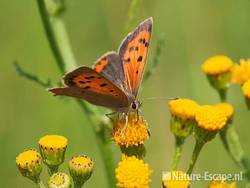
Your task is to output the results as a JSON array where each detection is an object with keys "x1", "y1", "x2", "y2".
[{"x1": 130, "y1": 100, "x2": 141, "y2": 111}]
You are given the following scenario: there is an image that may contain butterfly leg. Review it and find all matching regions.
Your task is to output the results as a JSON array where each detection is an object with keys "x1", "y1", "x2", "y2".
[
  {"x1": 105, "y1": 111, "x2": 118, "y2": 123},
  {"x1": 119, "y1": 112, "x2": 129, "y2": 138}
]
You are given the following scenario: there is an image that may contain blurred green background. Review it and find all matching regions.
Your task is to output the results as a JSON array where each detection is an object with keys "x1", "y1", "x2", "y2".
[{"x1": 1, "y1": 0, "x2": 250, "y2": 187}]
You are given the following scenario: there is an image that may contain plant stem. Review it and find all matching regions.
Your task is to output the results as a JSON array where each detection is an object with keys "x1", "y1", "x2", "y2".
[
  {"x1": 36, "y1": 0, "x2": 67, "y2": 73},
  {"x1": 48, "y1": 165, "x2": 59, "y2": 176},
  {"x1": 74, "y1": 182, "x2": 83, "y2": 188},
  {"x1": 125, "y1": 0, "x2": 142, "y2": 33},
  {"x1": 77, "y1": 101, "x2": 116, "y2": 187},
  {"x1": 36, "y1": 1, "x2": 116, "y2": 187},
  {"x1": 187, "y1": 141, "x2": 204, "y2": 174},
  {"x1": 217, "y1": 91, "x2": 250, "y2": 181},
  {"x1": 35, "y1": 178, "x2": 45, "y2": 188},
  {"x1": 218, "y1": 89, "x2": 227, "y2": 102},
  {"x1": 220, "y1": 125, "x2": 250, "y2": 180},
  {"x1": 170, "y1": 137, "x2": 184, "y2": 170}
]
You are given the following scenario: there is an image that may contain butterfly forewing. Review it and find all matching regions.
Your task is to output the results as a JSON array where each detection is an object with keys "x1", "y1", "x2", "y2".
[
  {"x1": 49, "y1": 67, "x2": 129, "y2": 109},
  {"x1": 119, "y1": 18, "x2": 153, "y2": 97}
]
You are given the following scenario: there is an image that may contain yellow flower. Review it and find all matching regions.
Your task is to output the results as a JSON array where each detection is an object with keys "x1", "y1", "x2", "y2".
[
  {"x1": 39, "y1": 135, "x2": 67, "y2": 169},
  {"x1": 16, "y1": 149, "x2": 42, "y2": 181},
  {"x1": 162, "y1": 171, "x2": 190, "y2": 188},
  {"x1": 68, "y1": 155, "x2": 94, "y2": 186},
  {"x1": 48, "y1": 172, "x2": 72, "y2": 188},
  {"x1": 168, "y1": 98, "x2": 199, "y2": 121},
  {"x1": 195, "y1": 105, "x2": 227, "y2": 131},
  {"x1": 116, "y1": 155, "x2": 151, "y2": 188},
  {"x1": 202, "y1": 55, "x2": 233, "y2": 75},
  {"x1": 112, "y1": 112, "x2": 149, "y2": 147},
  {"x1": 216, "y1": 103, "x2": 234, "y2": 120},
  {"x1": 208, "y1": 180, "x2": 237, "y2": 188},
  {"x1": 231, "y1": 59, "x2": 250, "y2": 84},
  {"x1": 242, "y1": 79, "x2": 250, "y2": 99}
]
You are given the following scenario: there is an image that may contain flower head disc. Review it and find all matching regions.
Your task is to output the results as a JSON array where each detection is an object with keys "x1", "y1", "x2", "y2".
[
  {"x1": 208, "y1": 180, "x2": 236, "y2": 188},
  {"x1": 162, "y1": 171, "x2": 190, "y2": 188},
  {"x1": 231, "y1": 59, "x2": 250, "y2": 84},
  {"x1": 216, "y1": 103, "x2": 234, "y2": 121},
  {"x1": 16, "y1": 149, "x2": 42, "y2": 181},
  {"x1": 168, "y1": 98, "x2": 199, "y2": 121},
  {"x1": 68, "y1": 155, "x2": 94, "y2": 186},
  {"x1": 195, "y1": 105, "x2": 227, "y2": 131},
  {"x1": 202, "y1": 55, "x2": 233, "y2": 75},
  {"x1": 48, "y1": 172, "x2": 72, "y2": 188},
  {"x1": 39, "y1": 135, "x2": 67, "y2": 167},
  {"x1": 116, "y1": 155, "x2": 151, "y2": 188},
  {"x1": 112, "y1": 113, "x2": 149, "y2": 147}
]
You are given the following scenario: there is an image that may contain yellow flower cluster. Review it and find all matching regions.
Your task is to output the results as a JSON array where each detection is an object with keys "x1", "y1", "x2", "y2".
[
  {"x1": 231, "y1": 59, "x2": 250, "y2": 85},
  {"x1": 16, "y1": 149, "x2": 42, "y2": 169},
  {"x1": 115, "y1": 155, "x2": 151, "y2": 188},
  {"x1": 202, "y1": 55, "x2": 233, "y2": 75},
  {"x1": 112, "y1": 113, "x2": 149, "y2": 147},
  {"x1": 168, "y1": 98, "x2": 233, "y2": 132},
  {"x1": 168, "y1": 98, "x2": 199, "y2": 120},
  {"x1": 208, "y1": 180, "x2": 237, "y2": 188},
  {"x1": 216, "y1": 103, "x2": 234, "y2": 120},
  {"x1": 162, "y1": 171, "x2": 190, "y2": 188},
  {"x1": 48, "y1": 172, "x2": 71, "y2": 188},
  {"x1": 195, "y1": 105, "x2": 227, "y2": 131},
  {"x1": 16, "y1": 149, "x2": 42, "y2": 181},
  {"x1": 242, "y1": 79, "x2": 250, "y2": 99},
  {"x1": 39, "y1": 135, "x2": 68, "y2": 149}
]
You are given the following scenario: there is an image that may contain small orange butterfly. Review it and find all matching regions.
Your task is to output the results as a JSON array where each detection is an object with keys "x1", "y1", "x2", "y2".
[{"x1": 49, "y1": 18, "x2": 153, "y2": 114}]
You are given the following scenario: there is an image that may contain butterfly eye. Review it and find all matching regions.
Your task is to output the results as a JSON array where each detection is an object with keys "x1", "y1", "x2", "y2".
[{"x1": 131, "y1": 101, "x2": 137, "y2": 110}]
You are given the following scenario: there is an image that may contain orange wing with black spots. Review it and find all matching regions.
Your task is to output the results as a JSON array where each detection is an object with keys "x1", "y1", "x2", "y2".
[
  {"x1": 119, "y1": 17, "x2": 153, "y2": 97},
  {"x1": 49, "y1": 67, "x2": 129, "y2": 109}
]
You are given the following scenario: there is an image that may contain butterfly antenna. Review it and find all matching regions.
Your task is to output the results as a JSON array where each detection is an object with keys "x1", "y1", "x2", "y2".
[{"x1": 141, "y1": 97, "x2": 179, "y2": 102}]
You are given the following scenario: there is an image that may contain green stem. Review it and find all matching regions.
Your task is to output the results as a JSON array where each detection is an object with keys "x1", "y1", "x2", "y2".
[
  {"x1": 124, "y1": 0, "x2": 142, "y2": 33},
  {"x1": 220, "y1": 125, "x2": 250, "y2": 180},
  {"x1": 218, "y1": 89, "x2": 227, "y2": 102},
  {"x1": 48, "y1": 165, "x2": 59, "y2": 176},
  {"x1": 36, "y1": 1, "x2": 116, "y2": 187},
  {"x1": 36, "y1": 0, "x2": 67, "y2": 73},
  {"x1": 35, "y1": 178, "x2": 45, "y2": 188},
  {"x1": 74, "y1": 181, "x2": 83, "y2": 188},
  {"x1": 170, "y1": 137, "x2": 184, "y2": 170},
  {"x1": 187, "y1": 141, "x2": 204, "y2": 174},
  {"x1": 77, "y1": 101, "x2": 116, "y2": 188}
]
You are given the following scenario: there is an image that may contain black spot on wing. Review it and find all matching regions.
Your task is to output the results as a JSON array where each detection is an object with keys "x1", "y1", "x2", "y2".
[
  {"x1": 139, "y1": 38, "x2": 146, "y2": 44},
  {"x1": 100, "y1": 83, "x2": 108, "y2": 87},
  {"x1": 83, "y1": 86, "x2": 91, "y2": 89},
  {"x1": 137, "y1": 56, "x2": 143, "y2": 62}
]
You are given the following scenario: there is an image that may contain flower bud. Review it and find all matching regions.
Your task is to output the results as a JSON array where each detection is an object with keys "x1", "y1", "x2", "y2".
[
  {"x1": 39, "y1": 135, "x2": 67, "y2": 174},
  {"x1": 68, "y1": 155, "x2": 94, "y2": 187},
  {"x1": 16, "y1": 149, "x2": 42, "y2": 182},
  {"x1": 48, "y1": 172, "x2": 72, "y2": 188}
]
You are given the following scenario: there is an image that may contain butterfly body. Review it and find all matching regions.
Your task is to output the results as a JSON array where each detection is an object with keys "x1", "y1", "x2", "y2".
[{"x1": 49, "y1": 18, "x2": 153, "y2": 114}]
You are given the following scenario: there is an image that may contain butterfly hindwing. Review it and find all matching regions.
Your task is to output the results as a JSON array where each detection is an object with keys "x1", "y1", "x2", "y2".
[
  {"x1": 92, "y1": 52, "x2": 128, "y2": 94},
  {"x1": 119, "y1": 18, "x2": 153, "y2": 97},
  {"x1": 49, "y1": 67, "x2": 129, "y2": 109}
]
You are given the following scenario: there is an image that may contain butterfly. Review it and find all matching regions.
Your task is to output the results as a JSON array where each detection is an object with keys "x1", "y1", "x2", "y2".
[{"x1": 49, "y1": 18, "x2": 153, "y2": 115}]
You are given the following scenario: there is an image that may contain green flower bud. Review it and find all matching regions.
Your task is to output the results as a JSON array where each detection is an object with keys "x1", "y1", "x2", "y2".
[
  {"x1": 16, "y1": 149, "x2": 42, "y2": 182},
  {"x1": 48, "y1": 172, "x2": 72, "y2": 188},
  {"x1": 68, "y1": 155, "x2": 94, "y2": 187},
  {"x1": 39, "y1": 135, "x2": 67, "y2": 174}
]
